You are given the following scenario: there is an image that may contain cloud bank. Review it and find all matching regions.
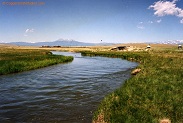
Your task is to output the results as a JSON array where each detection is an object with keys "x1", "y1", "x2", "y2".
[{"x1": 149, "y1": 0, "x2": 183, "y2": 23}]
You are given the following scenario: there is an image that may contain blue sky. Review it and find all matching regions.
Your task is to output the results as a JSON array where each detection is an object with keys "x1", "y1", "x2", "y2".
[{"x1": 0, "y1": 0, "x2": 183, "y2": 43}]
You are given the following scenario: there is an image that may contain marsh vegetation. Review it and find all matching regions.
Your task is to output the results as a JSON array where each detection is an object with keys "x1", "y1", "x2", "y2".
[{"x1": 0, "y1": 48, "x2": 73, "y2": 75}]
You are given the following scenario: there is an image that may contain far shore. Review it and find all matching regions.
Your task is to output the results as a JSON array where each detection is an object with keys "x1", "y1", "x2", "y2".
[{"x1": 0, "y1": 43, "x2": 177, "y2": 52}]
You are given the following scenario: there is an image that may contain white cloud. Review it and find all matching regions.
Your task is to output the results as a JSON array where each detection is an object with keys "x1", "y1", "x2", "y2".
[
  {"x1": 177, "y1": 9, "x2": 183, "y2": 17},
  {"x1": 137, "y1": 25, "x2": 145, "y2": 29},
  {"x1": 148, "y1": 21, "x2": 153, "y2": 24},
  {"x1": 25, "y1": 29, "x2": 29, "y2": 33},
  {"x1": 25, "y1": 28, "x2": 34, "y2": 33},
  {"x1": 149, "y1": 0, "x2": 183, "y2": 23},
  {"x1": 137, "y1": 21, "x2": 145, "y2": 29},
  {"x1": 24, "y1": 28, "x2": 34, "y2": 36},
  {"x1": 156, "y1": 19, "x2": 162, "y2": 23}
]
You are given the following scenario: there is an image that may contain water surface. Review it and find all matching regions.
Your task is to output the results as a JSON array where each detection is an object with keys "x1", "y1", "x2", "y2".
[{"x1": 0, "y1": 52, "x2": 137, "y2": 122}]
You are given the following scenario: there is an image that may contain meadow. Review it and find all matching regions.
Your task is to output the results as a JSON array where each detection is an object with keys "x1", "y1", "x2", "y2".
[
  {"x1": 0, "y1": 47, "x2": 73, "y2": 75},
  {"x1": 81, "y1": 49, "x2": 183, "y2": 123},
  {"x1": 1, "y1": 44, "x2": 182, "y2": 122}
]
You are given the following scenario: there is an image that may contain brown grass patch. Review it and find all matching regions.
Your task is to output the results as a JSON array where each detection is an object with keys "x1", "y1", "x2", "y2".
[
  {"x1": 92, "y1": 112, "x2": 107, "y2": 123},
  {"x1": 159, "y1": 118, "x2": 171, "y2": 123}
]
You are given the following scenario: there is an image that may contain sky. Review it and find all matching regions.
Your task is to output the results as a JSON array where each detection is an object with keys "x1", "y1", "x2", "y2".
[{"x1": 0, "y1": 0, "x2": 183, "y2": 43}]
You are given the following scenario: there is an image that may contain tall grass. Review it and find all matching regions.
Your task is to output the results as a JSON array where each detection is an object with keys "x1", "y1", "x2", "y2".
[
  {"x1": 81, "y1": 50, "x2": 183, "y2": 123},
  {"x1": 0, "y1": 48, "x2": 73, "y2": 75}
]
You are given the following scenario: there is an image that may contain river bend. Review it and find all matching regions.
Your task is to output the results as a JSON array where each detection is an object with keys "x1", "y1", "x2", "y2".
[{"x1": 0, "y1": 52, "x2": 137, "y2": 123}]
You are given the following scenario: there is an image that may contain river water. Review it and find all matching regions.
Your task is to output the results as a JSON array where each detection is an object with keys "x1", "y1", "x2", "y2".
[{"x1": 0, "y1": 52, "x2": 137, "y2": 123}]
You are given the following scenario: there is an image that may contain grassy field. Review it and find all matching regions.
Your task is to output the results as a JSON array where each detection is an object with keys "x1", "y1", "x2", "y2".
[
  {"x1": 81, "y1": 49, "x2": 183, "y2": 123},
  {"x1": 0, "y1": 47, "x2": 73, "y2": 75},
  {"x1": 1, "y1": 43, "x2": 182, "y2": 122}
]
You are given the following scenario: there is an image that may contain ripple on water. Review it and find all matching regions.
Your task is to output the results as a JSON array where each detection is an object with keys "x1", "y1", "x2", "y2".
[{"x1": 0, "y1": 52, "x2": 138, "y2": 122}]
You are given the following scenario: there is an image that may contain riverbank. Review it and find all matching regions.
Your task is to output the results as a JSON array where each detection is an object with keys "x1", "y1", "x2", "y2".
[
  {"x1": 0, "y1": 47, "x2": 73, "y2": 75},
  {"x1": 1, "y1": 43, "x2": 182, "y2": 122},
  {"x1": 81, "y1": 50, "x2": 183, "y2": 123}
]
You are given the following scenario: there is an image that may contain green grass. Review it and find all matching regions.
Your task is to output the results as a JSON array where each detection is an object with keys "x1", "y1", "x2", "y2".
[
  {"x1": 81, "y1": 50, "x2": 183, "y2": 123},
  {"x1": 0, "y1": 48, "x2": 73, "y2": 75}
]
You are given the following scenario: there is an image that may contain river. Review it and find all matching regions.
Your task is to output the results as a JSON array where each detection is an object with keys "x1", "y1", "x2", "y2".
[{"x1": 0, "y1": 51, "x2": 137, "y2": 123}]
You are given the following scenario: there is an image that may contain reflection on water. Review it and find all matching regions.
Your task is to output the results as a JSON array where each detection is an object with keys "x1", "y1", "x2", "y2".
[{"x1": 0, "y1": 52, "x2": 137, "y2": 122}]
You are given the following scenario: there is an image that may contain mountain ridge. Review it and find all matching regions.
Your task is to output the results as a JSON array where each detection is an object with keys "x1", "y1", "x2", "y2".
[{"x1": 7, "y1": 40, "x2": 114, "y2": 46}]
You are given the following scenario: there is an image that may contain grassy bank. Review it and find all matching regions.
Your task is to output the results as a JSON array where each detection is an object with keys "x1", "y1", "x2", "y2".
[
  {"x1": 81, "y1": 50, "x2": 183, "y2": 123},
  {"x1": 0, "y1": 48, "x2": 73, "y2": 75}
]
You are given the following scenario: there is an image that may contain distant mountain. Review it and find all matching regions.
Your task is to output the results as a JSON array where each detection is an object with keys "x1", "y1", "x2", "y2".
[
  {"x1": 8, "y1": 39, "x2": 114, "y2": 46},
  {"x1": 158, "y1": 40, "x2": 183, "y2": 45},
  {"x1": 147, "y1": 40, "x2": 183, "y2": 45}
]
